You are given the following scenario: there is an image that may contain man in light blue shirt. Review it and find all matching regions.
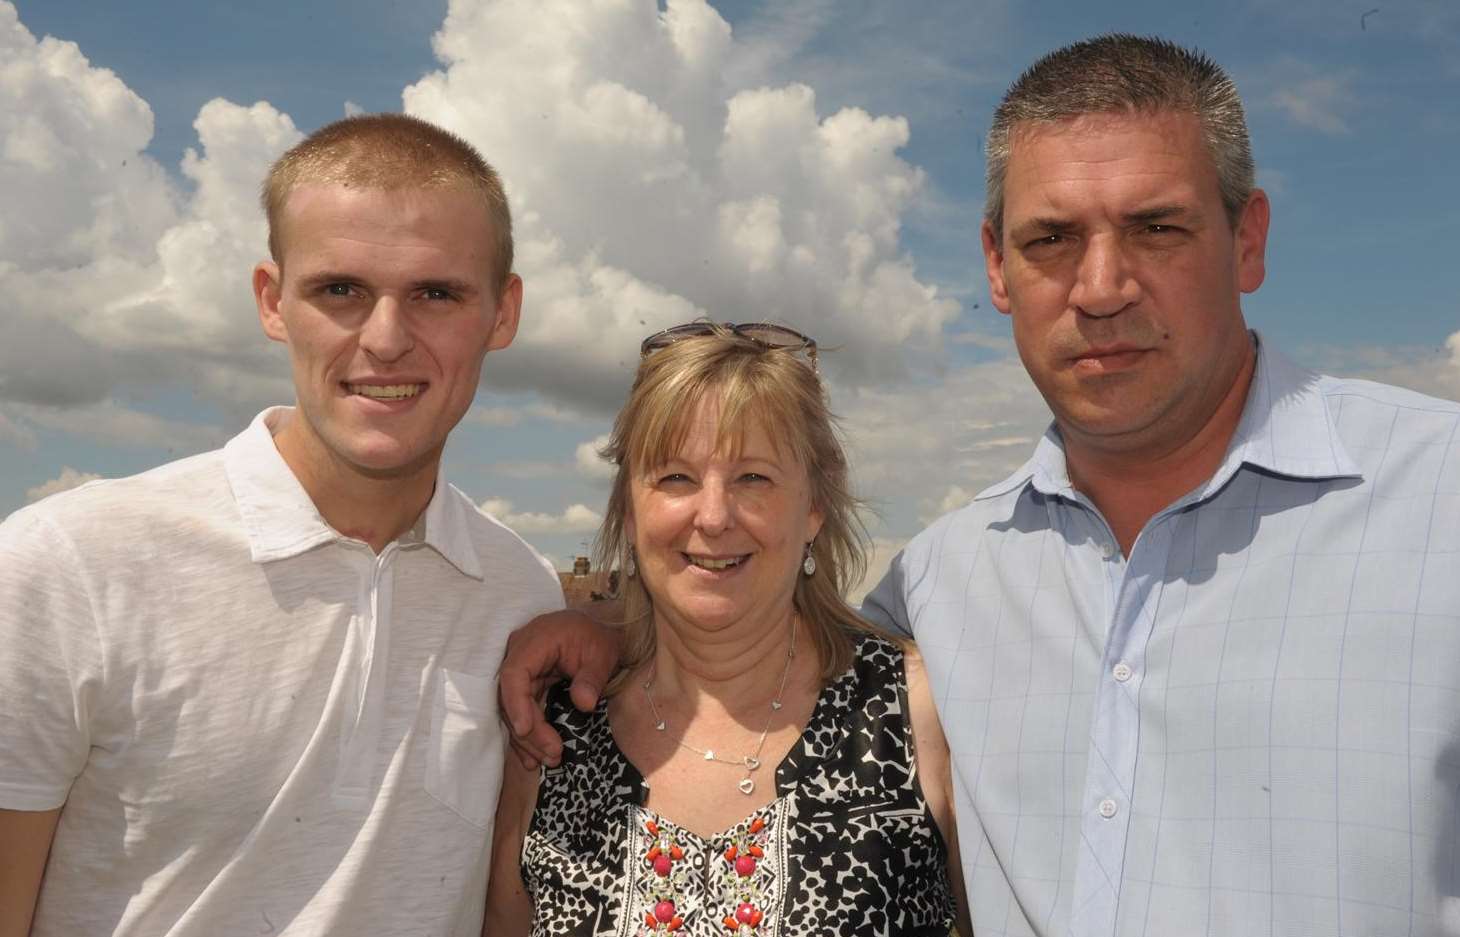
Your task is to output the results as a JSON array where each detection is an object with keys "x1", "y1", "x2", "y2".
[
  {"x1": 854, "y1": 33, "x2": 1460, "y2": 937},
  {"x1": 500, "y1": 33, "x2": 1460, "y2": 937}
]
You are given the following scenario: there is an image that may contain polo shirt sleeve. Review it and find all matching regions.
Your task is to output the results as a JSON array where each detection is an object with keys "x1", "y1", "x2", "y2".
[
  {"x1": 0, "y1": 507, "x2": 102, "y2": 811},
  {"x1": 859, "y1": 549, "x2": 914, "y2": 639}
]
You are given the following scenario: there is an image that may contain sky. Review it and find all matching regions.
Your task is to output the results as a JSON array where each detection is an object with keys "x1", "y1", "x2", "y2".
[{"x1": 3, "y1": 0, "x2": 1458, "y2": 594}]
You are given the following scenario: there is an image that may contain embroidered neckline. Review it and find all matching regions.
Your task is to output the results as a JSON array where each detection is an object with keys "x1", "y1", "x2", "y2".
[{"x1": 629, "y1": 806, "x2": 787, "y2": 935}]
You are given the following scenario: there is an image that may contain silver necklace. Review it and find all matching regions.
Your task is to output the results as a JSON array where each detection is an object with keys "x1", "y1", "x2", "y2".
[{"x1": 641, "y1": 617, "x2": 798, "y2": 796}]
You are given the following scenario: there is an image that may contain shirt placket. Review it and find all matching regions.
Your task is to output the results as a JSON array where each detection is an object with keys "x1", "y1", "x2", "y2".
[
  {"x1": 1068, "y1": 511, "x2": 1172, "y2": 937},
  {"x1": 335, "y1": 543, "x2": 397, "y2": 807}
]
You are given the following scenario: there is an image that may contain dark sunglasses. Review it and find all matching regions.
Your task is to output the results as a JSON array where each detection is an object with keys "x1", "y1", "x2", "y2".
[{"x1": 639, "y1": 322, "x2": 818, "y2": 372}]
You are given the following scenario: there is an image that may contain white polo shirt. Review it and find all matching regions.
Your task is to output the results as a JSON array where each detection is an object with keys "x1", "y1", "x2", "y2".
[{"x1": 0, "y1": 408, "x2": 564, "y2": 937}]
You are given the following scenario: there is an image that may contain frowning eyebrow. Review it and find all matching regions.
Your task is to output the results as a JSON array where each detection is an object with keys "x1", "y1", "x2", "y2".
[
  {"x1": 1007, "y1": 204, "x2": 1203, "y2": 243},
  {"x1": 1121, "y1": 204, "x2": 1199, "y2": 226},
  {"x1": 1008, "y1": 217, "x2": 1078, "y2": 244}
]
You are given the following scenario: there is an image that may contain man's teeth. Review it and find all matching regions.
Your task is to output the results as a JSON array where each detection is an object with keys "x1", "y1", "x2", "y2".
[
  {"x1": 688, "y1": 555, "x2": 745, "y2": 571},
  {"x1": 349, "y1": 383, "x2": 421, "y2": 399}
]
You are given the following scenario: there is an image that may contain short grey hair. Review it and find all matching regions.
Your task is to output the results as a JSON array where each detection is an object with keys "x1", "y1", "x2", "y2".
[{"x1": 985, "y1": 34, "x2": 1255, "y2": 238}]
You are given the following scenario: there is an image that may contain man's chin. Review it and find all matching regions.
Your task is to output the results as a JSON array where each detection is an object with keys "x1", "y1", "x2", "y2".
[
  {"x1": 1053, "y1": 400, "x2": 1170, "y2": 447},
  {"x1": 345, "y1": 446, "x2": 441, "y2": 481},
  {"x1": 326, "y1": 429, "x2": 444, "y2": 482}
]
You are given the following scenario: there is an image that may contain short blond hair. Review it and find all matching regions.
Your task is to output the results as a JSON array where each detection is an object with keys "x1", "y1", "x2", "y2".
[
  {"x1": 596, "y1": 325, "x2": 878, "y2": 688},
  {"x1": 261, "y1": 113, "x2": 514, "y2": 289}
]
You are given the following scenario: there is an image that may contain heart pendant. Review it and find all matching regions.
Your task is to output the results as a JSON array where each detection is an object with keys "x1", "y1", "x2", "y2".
[
  {"x1": 738, "y1": 778, "x2": 755, "y2": 795},
  {"x1": 744, "y1": 756, "x2": 761, "y2": 770}
]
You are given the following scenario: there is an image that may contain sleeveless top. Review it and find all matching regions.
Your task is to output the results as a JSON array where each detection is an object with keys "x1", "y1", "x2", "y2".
[{"x1": 521, "y1": 632, "x2": 955, "y2": 936}]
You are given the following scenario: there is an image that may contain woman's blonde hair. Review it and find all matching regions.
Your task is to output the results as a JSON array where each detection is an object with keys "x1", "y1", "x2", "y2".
[{"x1": 596, "y1": 324, "x2": 876, "y2": 690}]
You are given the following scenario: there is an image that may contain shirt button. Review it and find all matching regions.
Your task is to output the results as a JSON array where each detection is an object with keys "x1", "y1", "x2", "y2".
[
  {"x1": 1098, "y1": 798, "x2": 1119, "y2": 819},
  {"x1": 1101, "y1": 541, "x2": 1118, "y2": 560},
  {"x1": 1112, "y1": 661, "x2": 1134, "y2": 682}
]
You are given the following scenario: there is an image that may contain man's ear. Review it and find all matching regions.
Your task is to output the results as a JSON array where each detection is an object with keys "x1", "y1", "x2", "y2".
[
  {"x1": 254, "y1": 261, "x2": 288, "y2": 343},
  {"x1": 486, "y1": 274, "x2": 523, "y2": 352},
  {"x1": 1236, "y1": 189, "x2": 1270, "y2": 294},
  {"x1": 981, "y1": 219, "x2": 1012, "y2": 315}
]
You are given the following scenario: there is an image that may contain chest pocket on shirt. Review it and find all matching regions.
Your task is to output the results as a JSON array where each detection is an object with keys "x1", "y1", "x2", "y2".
[{"x1": 425, "y1": 668, "x2": 502, "y2": 829}]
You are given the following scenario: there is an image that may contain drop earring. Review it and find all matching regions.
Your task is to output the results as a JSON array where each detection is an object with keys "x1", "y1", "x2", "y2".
[
  {"x1": 625, "y1": 547, "x2": 637, "y2": 578},
  {"x1": 801, "y1": 541, "x2": 817, "y2": 577}
]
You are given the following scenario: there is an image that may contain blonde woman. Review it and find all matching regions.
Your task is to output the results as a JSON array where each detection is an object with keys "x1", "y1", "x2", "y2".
[{"x1": 485, "y1": 323, "x2": 971, "y2": 935}]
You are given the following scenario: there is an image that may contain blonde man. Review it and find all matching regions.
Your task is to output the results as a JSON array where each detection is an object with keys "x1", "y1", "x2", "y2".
[{"x1": 0, "y1": 114, "x2": 562, "y2": 937}]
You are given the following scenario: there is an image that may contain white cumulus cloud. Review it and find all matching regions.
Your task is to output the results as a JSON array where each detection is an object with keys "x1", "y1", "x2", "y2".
[
  {"x1": 575, "y1": 434, "x2": 615, "y2": 481},
  {"x1": 834, "y1": 355, "x2": 1048, "y2": 531},
  {"x1": 1339, "y1": 329, "x2": 1460, "y2": 403},
  {"x1": 8, "y1": 401, "x2": 226, "y2": 454},
  {"x1": 403, "y1": 0, "x2": 958, "y2": 404},
  {"x1": 0, "y1": 3, "x2": 301, "y2": 424},
  {"x1": 0, "y1": 0, "x2": 1025, "y2": 545},
  {"x1": 25, "y1": 466, "x2": 102, "y2": 503},
  {"x1": 2, "y1": 0, "x2": 961, "y2": 452},
  {"x1": 480, "y1": 497, "x2": 604, "y2": 534}
]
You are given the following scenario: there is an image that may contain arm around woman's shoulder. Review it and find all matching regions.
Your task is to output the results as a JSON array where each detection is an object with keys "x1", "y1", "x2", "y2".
[
  {"x1": 482, "y1": 755, "x2": 541, "y2": 937},
  {"x1": 904, "y1": 646, "x2": 974, "y2": 936}
]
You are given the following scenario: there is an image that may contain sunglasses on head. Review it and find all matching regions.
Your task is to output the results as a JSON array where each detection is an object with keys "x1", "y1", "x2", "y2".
[{"x1": 639, "y1": 322, "x2": 818, "y2": 372}]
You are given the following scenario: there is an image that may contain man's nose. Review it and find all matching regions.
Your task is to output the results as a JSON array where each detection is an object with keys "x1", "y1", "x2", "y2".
[
  {"x1": 359, "y1": 296, "x2": 413, "y2": 362},
  {"x1": 1069, "y1": 234, "x2": 1141, "y2": 317}
]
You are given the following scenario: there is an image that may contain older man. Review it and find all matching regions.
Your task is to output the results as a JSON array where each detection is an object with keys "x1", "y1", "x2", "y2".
[
  {"x1": 0, "y1": 114, "x2": 562, "y2": 936},
  {"x1": 501, "y1": 34, "x2": 1460, "y2": 937}
]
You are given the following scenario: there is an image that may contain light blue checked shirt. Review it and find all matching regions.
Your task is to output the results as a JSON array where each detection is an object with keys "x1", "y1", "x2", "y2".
[{"x1": 864, "y1": 336, "x2": 1460, "y2": 937}]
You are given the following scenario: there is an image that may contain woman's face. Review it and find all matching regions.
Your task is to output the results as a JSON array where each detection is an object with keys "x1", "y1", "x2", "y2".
[{"x1": 628, "y1": 398, "x2": 823, "y2": 635}]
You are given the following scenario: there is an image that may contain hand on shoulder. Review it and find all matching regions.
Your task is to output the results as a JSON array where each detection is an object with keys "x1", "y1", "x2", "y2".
[{"x1": 498, "y1": 605, "x2": 623, "y2": 769}]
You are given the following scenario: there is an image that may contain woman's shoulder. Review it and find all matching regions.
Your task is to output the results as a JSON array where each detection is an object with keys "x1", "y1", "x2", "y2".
[
  {"x1": 532, "y1": 682, "x2": 633, "y2": 837},
  {"x1": 844, "y1": 627, "x2": 909, "y2": 680},
  {"x1": 805, "y1": 627, "x2": 911, "y2": 723},
  {"x1": 543, "y1": 679, "x2": 612, "y2": 753}
]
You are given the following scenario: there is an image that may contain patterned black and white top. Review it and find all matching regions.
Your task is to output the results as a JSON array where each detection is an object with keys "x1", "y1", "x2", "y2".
[{"x1": 521, "y1": 632, "x2": 955, "y2": 936}]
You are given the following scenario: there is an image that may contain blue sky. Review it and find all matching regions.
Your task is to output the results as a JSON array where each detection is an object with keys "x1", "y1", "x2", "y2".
[{"x1": 3, "y1": 0, "x2": 1457, "y2": 587}]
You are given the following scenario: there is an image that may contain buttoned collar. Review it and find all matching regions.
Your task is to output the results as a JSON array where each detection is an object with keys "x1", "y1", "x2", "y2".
[
  {"x1": 223, "y1": 407, "x2": 484, "y2": 579},
  {"x1": 975, "y1": 332, "x2": 1363, "y2": 507}
]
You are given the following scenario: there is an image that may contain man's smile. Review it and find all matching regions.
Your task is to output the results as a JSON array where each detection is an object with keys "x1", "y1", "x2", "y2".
[{"x1": 344, "y1": 382, "x2": 425, "y2": 399}]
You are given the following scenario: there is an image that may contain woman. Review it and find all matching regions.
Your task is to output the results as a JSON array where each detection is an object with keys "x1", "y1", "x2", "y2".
[{"x1": 485, "y1": 322, "x2": 971, "y2": 935}]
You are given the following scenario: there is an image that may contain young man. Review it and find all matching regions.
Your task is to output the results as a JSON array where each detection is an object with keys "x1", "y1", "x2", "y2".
[
  {"x1": 0, "y1": 114, "x2": 563, "y2": 937},
  {"x1": 500, "y1": 35, "x2": 1460, "y2": 937}
]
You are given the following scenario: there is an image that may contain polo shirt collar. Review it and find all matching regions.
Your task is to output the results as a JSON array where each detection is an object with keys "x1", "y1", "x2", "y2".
[
  {"x1": 224, "y1": 408, "x2": 484, "y2": 579},
  {"x1": 973, "y1": 331, "x2": 1362, "y2": 508}
]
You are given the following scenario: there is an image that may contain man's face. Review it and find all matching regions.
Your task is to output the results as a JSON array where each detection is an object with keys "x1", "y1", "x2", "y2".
[
  {"x1": 253, "y1": 184, "x2": 520, "y2": 483},
  {"x1": 981, "y1": 110, "x2": 1269, "y2": 459}
]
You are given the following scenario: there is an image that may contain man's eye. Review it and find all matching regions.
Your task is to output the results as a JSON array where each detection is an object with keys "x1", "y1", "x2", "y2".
[
  {"x1": 422, "y1": 288, "x2": 454, "y2": 301},
  {"x1": 1024, "y1": 235, "x2": 1066, "y2": 250},
  {"x1": 325, "y1": 283, "x2": 353, "y2": 296}
]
